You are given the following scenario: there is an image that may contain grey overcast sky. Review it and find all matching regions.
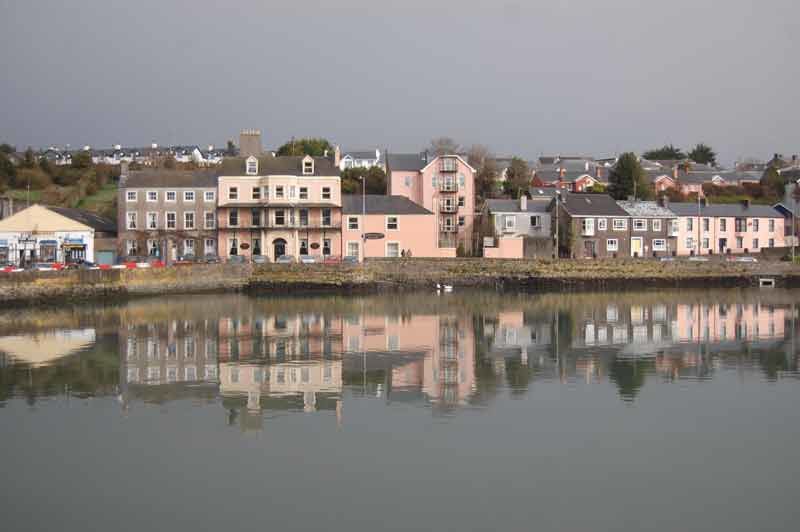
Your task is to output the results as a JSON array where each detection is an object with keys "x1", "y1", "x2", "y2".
[{"x1": 1, "y1": 0, "x2": 798, "y2": 164}]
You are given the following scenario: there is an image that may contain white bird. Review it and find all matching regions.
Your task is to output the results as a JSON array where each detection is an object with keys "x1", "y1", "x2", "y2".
[{"x1": 436, "y1": 283, "x2": 453, "y2": 293}]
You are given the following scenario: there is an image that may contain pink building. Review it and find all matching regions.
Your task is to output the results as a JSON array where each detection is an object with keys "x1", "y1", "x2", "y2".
[
  {"x1": 668, "y1": 201, "x2": 785, "y2": 255},
  {"x1": 386, "y1": 153, "x2": 476, "y2": 254},
  {"x1": 341, "y1": 195, "x2": 445, "y2": 258}
]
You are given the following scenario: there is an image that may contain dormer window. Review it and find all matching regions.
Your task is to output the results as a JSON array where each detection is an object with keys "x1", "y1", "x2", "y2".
[
  {"x1": 246, "y1": 156, "x2": 258, "y2": 176},
  {"x1": 302, "y1": 155, "x2": 314, "y2": 175}
]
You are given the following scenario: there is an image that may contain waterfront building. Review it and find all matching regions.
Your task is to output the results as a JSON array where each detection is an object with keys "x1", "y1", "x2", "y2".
[
  {"x1": 616, "y1": 200, "x2": 679, "y2": 257},
  {"x1": 532, "y1": 157, "x2": 605, "y2": 192},
  {"x1": 216, "y1": 155, "x2": 342, "y2": 260},
  {"x1": 386, "y1": 152, "x2": 476, "y2": 255},
  {"x1": 555, "y1": 193, "x2": 632, "y2": 258},
  {"x1": 117, "y1": 169, "x2": 219, "y2": 260},
  {"x1": 341, "y1": 194, "x2": 440, "y2": 259},
  {"x1": 480, "y1": 193, "x2": 555, "y2": 259},
  {"x1": 667, "y1": 200, "x2": 785, "y2": 255},
  {"x1": 0, "y1": 204, "x2": 116, "y2": 265}
]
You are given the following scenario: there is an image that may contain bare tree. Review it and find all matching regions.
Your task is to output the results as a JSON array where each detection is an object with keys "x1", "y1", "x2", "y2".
[
  {"x1": 428, "y1": 137, "x2": 461, "y2": 156},
  {"x1": 466, "y1": 144, "x2": 490, "y2": 169}
]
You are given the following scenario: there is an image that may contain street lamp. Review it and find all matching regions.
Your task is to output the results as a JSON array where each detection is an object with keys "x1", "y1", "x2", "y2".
[{"x1": 360, "y1": 175, "x2": 366, "y2": 263}]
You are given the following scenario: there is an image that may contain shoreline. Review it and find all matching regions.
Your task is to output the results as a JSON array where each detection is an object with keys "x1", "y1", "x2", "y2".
[{"x1": 1, "y1": 258, "x2": 799, "y2": 306}]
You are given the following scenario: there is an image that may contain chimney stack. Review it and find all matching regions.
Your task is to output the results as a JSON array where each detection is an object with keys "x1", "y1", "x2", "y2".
[
  {"x1": 700, "y1": 197, "x2": 707, "y2": 207},
  {"x1": 741, "y1": 198, "x2": 751, "y2": 209},
  {"x1": 239, "y1": 129, "x2": 263, "y2": 158},
  {"x1": 658, "y1": 195, "x2": 669, "y2": 208},
  {"x1": 520, "y1": 194, "x2": 528, "y2": 211}
]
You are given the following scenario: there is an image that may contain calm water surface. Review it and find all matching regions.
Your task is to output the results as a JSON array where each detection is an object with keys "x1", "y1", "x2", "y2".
[{"x1": 1, "y1": 289, "x2": 799, "y2": 532}]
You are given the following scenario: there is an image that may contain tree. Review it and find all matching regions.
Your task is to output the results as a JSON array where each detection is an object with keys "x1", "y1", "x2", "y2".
[
  {"x1": 428, "y1": 137, "x2": 460, "y2": 156},
  {"x1": 466, "y1": 144, "x2": 490, "y2": 169},
  {"x1": 475, "y1": 158, "x2": 499, "y2": 203},
  {"x1": 760, "y1": 167, "x2": 784, "y2": 199},
  {"x1": 163, "y1": 155, "x2": 177, "y2": 170},
  {"x1": 502, "y1": 157, "x2": 531, "y2": 199},
  {"x1": 642, "y1": 144, "x2": 686, "y2": 160},
  {"x1": 0, "y1": 143, "x2": 15, "y2": 154},
  {"x1": 71, "y1": 150, "x2": 92, "y2": 169},
  {"x1": 38, "y1": 156, "x2": 53, "y2": 176},
  {"x1": 688, "y1": 143, "x2": 717, "y2": 166},
  {"x1": 341, "y1": 166, "x2": 387, "y2": 195},
  {"x1": 226, "y1": 140, "x2": 237, "y2": 156},
  {"x1": 21, "y1": 148, "x2": 36, "y2": 168},
  {"x1": 276, "y1": 137, "x2": 332, "y2": 157},
  {"x1": 609, "y1": 152, "x2": 651, "y2": 200}
]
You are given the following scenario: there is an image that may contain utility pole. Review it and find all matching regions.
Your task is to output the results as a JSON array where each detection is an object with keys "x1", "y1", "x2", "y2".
[
  {"x1": 361, "y1": 175, "x2": 366, "y2": 263},
  {"x1": 554, "y1": 190, "x2": 560, "y2": 259}
]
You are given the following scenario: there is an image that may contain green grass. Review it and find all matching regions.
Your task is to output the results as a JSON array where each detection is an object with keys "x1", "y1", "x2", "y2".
[
  {"x1": 5, "y1": 189, "x2": 42, "y2": 202},
  {"x1": 77, "y1": 183, "x2": 117, "y2": 213}
]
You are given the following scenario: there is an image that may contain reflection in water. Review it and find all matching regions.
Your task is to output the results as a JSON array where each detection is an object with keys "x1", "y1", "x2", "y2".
[{"x1": 0, "y1": 291, "x2": 798, "y2": 416}]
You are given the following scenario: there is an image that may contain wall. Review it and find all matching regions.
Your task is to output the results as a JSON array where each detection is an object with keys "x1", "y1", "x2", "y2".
[
  {"x1": 674, "y1": 215, "x2": 785, "y2": 255},
  {"x1": 341, "y1": 213, "x2": 446, "y2": 258},
  {"x1": 484, "y1": 237, "x2": 524, "y2": 259}
]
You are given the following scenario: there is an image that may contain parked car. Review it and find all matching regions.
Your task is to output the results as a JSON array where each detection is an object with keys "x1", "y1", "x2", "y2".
[
  {"x1": 688, "y1": 256, "x2": 709, "y2": 262},
  {"x1": 299, "y1": 255, "x2": 318, "y2": 264},
  {"x1": 342, "y1": 256, "x2": 359, "y2": 265},
  {"x1": 251, "y1": 255, "x2": 268, "y2": 265},
  {"x1": 323, "y1": 255, "x2": 341, "y2": 265},
  {"x1": 276, "y1": 255, "x2": 295, "y2": 264},
  {"x1": 734, "y1": 256, "x2": 758, "y2": 263},
  {"x1": 28, "y1": 262, "x2": 59, "y2": 271},
  {"x1": 227, "y1": 255, "x2": 246, "y2": 265},
  {"x1": 659, "y1": 257, "x2": 675, "y2": 262},
  {"x1": 66, "y1": 260, "x2": 97, "y2": 270}
]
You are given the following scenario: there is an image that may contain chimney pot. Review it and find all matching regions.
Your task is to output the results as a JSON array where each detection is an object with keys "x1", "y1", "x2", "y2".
[{"x1": 520, "y1": 195, "x2": 527, "y2": 211}]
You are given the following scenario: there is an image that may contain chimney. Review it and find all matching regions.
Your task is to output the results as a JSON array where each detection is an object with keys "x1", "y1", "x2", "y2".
[
  {"x1": 120, "y1": 161, "x2": 129, "y2": 184},
  {"x1": 672, "y1": 166, "x2": 678, "y2": 180},
  {"x1": 239, "y1": 129, "x2": 263, "y2": 158},
  {"x1": 741, "y1": 198, "x2": 751, "y2": 209},
  {"x1": 585, "y1": 161, "x2": 589, "y2": 172},
  {"x1": 334, "y1": 145, "x2": 341, "y2": 166},
  {"x1": 658, "y1": 195, "x2": 669, "y2": 208},
  {"x1": 520, "y1": 194, "x2": 528, "y2": 211},
  {"x1": 700, "y1": 197, "x2": 707, "y2": 207}
]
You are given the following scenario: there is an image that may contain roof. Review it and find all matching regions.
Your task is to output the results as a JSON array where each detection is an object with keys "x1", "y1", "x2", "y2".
[
  {"x1": 219, "y1": 155, "x2": 339, "y2": 177},
  {"x1": 668, "y1": 202, "x2": 783, "y2": 218},
  {"x1": 342, "y1": 150, "x2": 379, "y2": 160},
  {"x1": 386, "y1": 152, "x2": 427, "y2": 172},
  {"x1": 342, "y1": 195, "x2": 432, "y2": 215},
  {"x1": 485, "y1": 199, "x2": 550, "y2": 214},
  {"x1": 47, "y1": 207, "x2": 116, "y2": 233},
  {"x1": 123, "y1": 170, "x2": 218, "y2": 188},
  {"x1": 559, "y1": 193, "x2": 629, "y2": 217},
  {"x1": 0, "y1": 204, "x2": 106, "y2": 233},
  {"x1": 529, "y1": 188, "x2": 560, "y2": 198},
  {"x1": 617, "y1": 201, "x2": 676, "y2": 218}
]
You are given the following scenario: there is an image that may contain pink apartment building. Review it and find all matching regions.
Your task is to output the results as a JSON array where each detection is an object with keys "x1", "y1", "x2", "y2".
[
  {"x1": 341, "y1": 194, "x2": 442, "y2": 259},
  {"x1": 668, "y1": 201, "x2": 785, "y2": 255},
  {"x1": 386, "y1": 152, "x2": 476, "y2": 255}
]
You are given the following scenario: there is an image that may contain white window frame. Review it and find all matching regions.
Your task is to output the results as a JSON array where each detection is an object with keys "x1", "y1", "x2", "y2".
[
  {"x1": 204, "y1": 238, "x2": 216, "y2": 255},
  {"x1": 183, "y1": 190, "x2": 195, "y2": 203},
  {"x1": 346, "y1": 241, "x2": 360, "y2": 259},
  {"x1": 633, "y1": 219, "x2": 647, "y2": 231},
  {"x1": 166, "y1": 212, "x2": 176, "y2": 230},
  {"x1": 322, "y1": 187, "x2": 331, "y2": 200},
  {"x1": 386, "y1": 241, "x2": 401, "y2": 258},
  {"x1": 184, "y1": 212, "x2": 195, "y2": 230},
  {"x1": 204, "y1": 211, "x2": 215, "y2": 229},
  {"x1": 606, "y1": 238, "x2": 618, "y2": 252},
  {"x1": 229, "y1": 187, "x2": 238, "y2": 200},
  {"x1": 612, "y1": 218, "x2": 627, "y2": 231},
  {"x1": 386, "y1": 216, "x2": 398, "y2": 230},
  {"x1": 275, "y1": 185, "x2": 284, "y2": 199},
  {"x1": 246, "y1": 157, "x2": 258, "y2": 176},
  {"x1": 166, "y1": 190, "x2": 177, "y2": 202},
  {"x1": 581, "y1": 218, "x2": 595, "y2": 236},
  {"x1": 146, "y1": 190, "x2": 158, "y2": 202},
  {"x1": 504, "y1": 215, "x2": 516, "y2": 231},
  {"x1": 126, "y1": 212, "x2": 137, "y2": 230},
  {"x1": 652, "y1": 239, "x2": 666, "y2": 251},
  {"x1": 204, "y1": 191, "x2": 215, "y2": 202},
  {"x1": 303, "y1": 159, "x2": 314, "y2": 175},
  {"x1": 597, "y1": 218, "x2": 607, "y2": 231},
  {"x1": 299, "y1": 187, "x2": 308, "y2": 200},
  {"x1": 126, "y1": 191, "x2": 137, "y2": 202},
  {"x1": 348, "y1": 216, "x2": 359, "y2": 230},
  {"x1": 146, "y1": 211, "x2": 158, "y2": 230},
  {"x1": 183, "y1": 239, "x2": 195, "y2": 256},
  {"x1": 652, "y1": 219, "x2": 662, "y2": 232},
  {"x1": 252, "y1": 186, "x2": 261, "y2": 200}
]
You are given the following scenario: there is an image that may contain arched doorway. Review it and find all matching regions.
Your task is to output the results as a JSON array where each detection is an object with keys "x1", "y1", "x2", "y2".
[{"x1": 273, "y1": 238, "x2": 287, "y2": 260}]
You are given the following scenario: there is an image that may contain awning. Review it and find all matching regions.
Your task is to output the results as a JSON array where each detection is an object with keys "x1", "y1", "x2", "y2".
[
  {"x1": 64, "y1": 238, "x2": 84, "y2": 244},
  {"x1": 63, "y1": 243, "x2": 87, "y2": 249},
  {"x1": 39, "y1": 240, "x2": 58, "y2": 245},
  {"x1": 0, "y1": 239, "x2": 7, "y2": 247}
]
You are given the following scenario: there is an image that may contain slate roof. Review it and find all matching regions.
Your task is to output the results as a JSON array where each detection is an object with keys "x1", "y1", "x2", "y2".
[
  {"x1": 485, "y1": 199, "x2": 550, "y2": 214},
  {"x1": 617, "y1": 201, "x2": 677, "y2": 218},
  {"x1": 534, "y1": 169, "x2": 594, "y2": 183},
  {"x1": 668, "y1": 202, "x2": 783, "y2": 218},
  {"x1": 559, "y1": 193, "x2": 629, "y2": 217},
  {"x1": 529, "y1": 188, "x2": 560, "y2": 198},
  {"x1": 122, "y1": 170, "x2": 218, "y2": 188},
  {"x1": 386, "y1": 152, "x2": 427, "y2": 172},
  {"x1": 46, "y1": 207, "x2": 117, "y2": 233},
  {"x1": 774, "y1": 184, "x2": 799, "y2": 214},
  {"x1": 218, "y1": 155, "x2": 339, "y2": 177},
  {"x1": 342, "y1": 195, "x2": 432, "y2": 215},
  {"x1": 343, "y1": 150, "x2": 379, "y2": 160}
]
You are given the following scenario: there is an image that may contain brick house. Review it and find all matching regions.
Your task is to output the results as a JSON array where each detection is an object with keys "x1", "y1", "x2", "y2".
[
  {"x1": 616, "y1": 200, "x2": 679, "y2": 257},
  {"x1": 556, "y1": 193, "x2": 631, "y2": 258}
]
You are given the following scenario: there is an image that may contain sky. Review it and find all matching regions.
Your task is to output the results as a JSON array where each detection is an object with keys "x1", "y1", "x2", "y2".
[{"x1": 1, "y1": 0, "x2": 798, "y2": 165}]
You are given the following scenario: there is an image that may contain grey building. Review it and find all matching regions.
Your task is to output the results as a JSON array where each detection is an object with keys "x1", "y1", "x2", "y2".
[
  {"x1": 118, "y1": 169, "x2": 218, "y2": 260},
  {"x1": 556, "y1": 193, "x2": 631, "y2": 258},
  {"x1": 616, "y1": 200, "x2": 679, "y2": 257},
  {"x1": 481, "y1": 196, "x2": 554, "y2": 257}
]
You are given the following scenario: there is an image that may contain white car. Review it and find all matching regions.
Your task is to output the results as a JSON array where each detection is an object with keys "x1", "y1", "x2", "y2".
[{"x1": 735, "y1": 256, "x2": 758, "y2": 263}]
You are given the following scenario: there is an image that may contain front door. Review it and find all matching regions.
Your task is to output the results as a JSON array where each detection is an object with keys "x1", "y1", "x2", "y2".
[
  {"x1": 583, "y1": 240, "x2": 596, "y2": 258},
  {"x1": 718, "y1": 238, "x2": 727, "y2": 254},
  {"x1": 273, "y1": 238, "x2": 287, "y2": 260},
  {"x1": 631, "y1": 237, "x2": 643, "y2": 257}
]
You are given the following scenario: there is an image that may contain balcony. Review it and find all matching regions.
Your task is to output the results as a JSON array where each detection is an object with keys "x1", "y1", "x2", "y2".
[
  {"x1": 220, "y1": 221, "x2": 342, "y2": 230},
  {"x1": 439, "y1": 180, "x2": 457, "y2": 192},
  {"x1": 439, "y1": 224, "x2": 457, "y2": 233},
  {"x1": 440, "y1": 201, "x2": 458, "y2": 213}
]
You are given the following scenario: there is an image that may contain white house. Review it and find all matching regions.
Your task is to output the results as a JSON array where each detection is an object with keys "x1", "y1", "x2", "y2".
[{"x1": 339, "y1": 149, "x2": 382, "y2": 171}]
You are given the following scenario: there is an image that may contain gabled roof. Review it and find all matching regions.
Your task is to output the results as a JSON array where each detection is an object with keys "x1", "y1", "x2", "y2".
[
  {"x1": 122, "y1": 170, "x2": 218, "y2": 188},
  {"x1": 342, "y1": 195, "x2": 432, "y2": 215},
  {"x1": 47, "y1": 207, "x2": 116, "y2": 233},
  {"x1": 617, "y1": 201, "x2": 676, "y2": 218},
  {"x1": 386, "y1": 152, "x2": 427, "y2": 172},
  {"x1": 559, "y1": 193, "x2": 629, "y2": 217},
  {"x1": 342, "y1": 150, "x2": 379, "y2": 160},
  {"x1": 420, "y1": 154, "x2": 476, "y2": 173},
  {"x1": 668, "y1": 202, "x2": 783, "y2": 218},
  {"x1": 219, "y1": 155, "x2": 339, "y2": 177}
]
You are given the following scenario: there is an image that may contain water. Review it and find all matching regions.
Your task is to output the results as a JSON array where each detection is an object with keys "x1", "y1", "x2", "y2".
[{"x1": 1, "y1": 289, "x2": 799, "y2": 532}]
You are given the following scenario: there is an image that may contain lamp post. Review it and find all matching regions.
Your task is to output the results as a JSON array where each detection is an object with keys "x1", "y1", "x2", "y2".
[
  {"x1": 554, "y1": 190, "x2": 561, "y2": 259},
  {"x1": 360, "y1": 175, "x2": 366, "y2": 263}
]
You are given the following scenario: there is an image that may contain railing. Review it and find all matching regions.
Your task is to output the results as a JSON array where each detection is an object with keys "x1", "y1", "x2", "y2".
[
  {"x1": 439, "y1": 181, "x2": 457, "y2": 192},
  {"x1": 440, "y1": 201, "x2": 458, "y2": 213},
  {"x1": 219, "y1": 221, "x2": 342, "y2": 230},
  {"x1": 439, "y1": 224, "x2": 457, "y2": 233},
  {"x1": 439, "y1": 159, "x2": 458, "y2": 172}
]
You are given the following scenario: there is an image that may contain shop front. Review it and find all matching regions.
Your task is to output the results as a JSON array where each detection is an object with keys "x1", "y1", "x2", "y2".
[{"x1": 63, "y1": 237, "x2": 87, "y2": 263}]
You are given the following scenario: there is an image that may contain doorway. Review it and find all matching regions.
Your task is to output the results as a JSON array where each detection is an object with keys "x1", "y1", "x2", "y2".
[
  {"x1": 631, "y1": 237, "x2": 643, "y2": 257},
  {"x1": 273, "y1": 238, "x2": 287, "y2": 260},
  {"x1": 583, "y1": 240, "x2": 596, "y2": 258}
]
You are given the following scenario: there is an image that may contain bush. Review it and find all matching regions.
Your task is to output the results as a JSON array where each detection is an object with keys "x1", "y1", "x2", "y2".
[{"x1": 13, "y1": 168, "x2": 52, "y2": 189}]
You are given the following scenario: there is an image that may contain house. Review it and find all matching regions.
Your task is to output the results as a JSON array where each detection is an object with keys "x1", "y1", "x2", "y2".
[
  {"x1": 386, "y1": 152, "x2": 476, "y2": 255},
  {"x1": 339, "y1": 149, "x2": 382, "y2": 171},
  {"x1": 772, "y1": 183, "x2": 800, "y2": 246},
  {"x1": 118, "y1": 169, "x2": 219, "y2": 260},
  {"x1": 616, "y1": 200, "x2": 679, "y2": 257},
  {"x1": 532, "y1": 157, "x2": 604, "y2": 192},
  {"x1": 668, "y1": 200, "x2": 785, "y2": 255},
  {"x1": 481, "y1": 195, "x2": 554, "y2": 259},
  {"x1": 0, "y1": 204, "x2": 116, "y2": 265},
  {"x1": 341, "y1": 194, "x2": 440, "y2": 259},
  {"x1": 555, "y1": 193, "x2": 631, "y2": 258},
  {"x1": 216, "y1": 154, "x2": 342, "y2": 261}
]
